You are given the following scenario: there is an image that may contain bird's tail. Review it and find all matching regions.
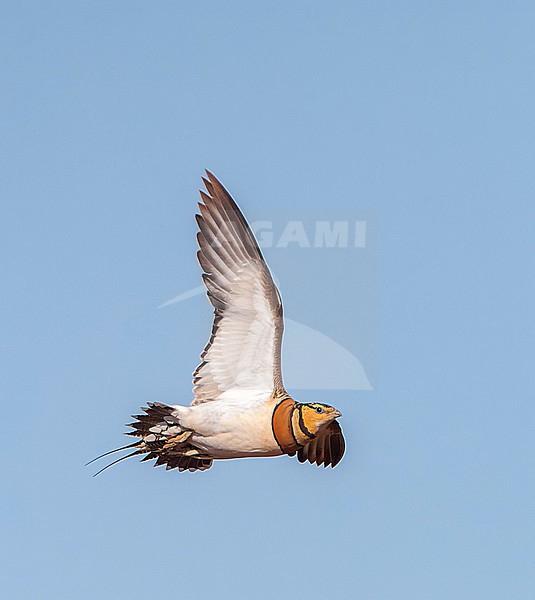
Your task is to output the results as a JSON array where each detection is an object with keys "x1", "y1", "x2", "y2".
[{"x1": 88, "y1": 402, "x2": 213, "y2": 476}]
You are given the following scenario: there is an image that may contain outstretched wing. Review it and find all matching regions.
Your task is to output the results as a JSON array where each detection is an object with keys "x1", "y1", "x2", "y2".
[
  {"x1": 297, "y1": 421, "x2": 345, "y2": 468},
  {"x1": 191, "y1": 171, "x2": 285, "y2": 405}
]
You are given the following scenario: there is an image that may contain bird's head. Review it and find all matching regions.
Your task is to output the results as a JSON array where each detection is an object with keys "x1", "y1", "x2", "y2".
[{"x1": 300, "y1": 402, "x2": 342, "y2": 435}]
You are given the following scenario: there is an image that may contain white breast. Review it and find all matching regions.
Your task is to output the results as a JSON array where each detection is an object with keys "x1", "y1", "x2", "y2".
[{"x1": 176, "y1": 391, "x2": 282, "y2": 459}]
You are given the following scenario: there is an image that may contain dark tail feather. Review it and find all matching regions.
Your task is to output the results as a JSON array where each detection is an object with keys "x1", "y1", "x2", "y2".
[
  {"x1": 85, "y1": 441, "x2": 141, "y2": 467},
  {"x1": 92, "y1": 449, "x2": 144, "y2": 477},
  {"x1": 89, "y1": 402, "x2": 214, "y2": 475}
]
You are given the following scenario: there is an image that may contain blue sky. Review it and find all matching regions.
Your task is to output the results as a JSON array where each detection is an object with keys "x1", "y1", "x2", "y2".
[{"x1": 2, "y1": 2, "x2": 534, "y2": 599}]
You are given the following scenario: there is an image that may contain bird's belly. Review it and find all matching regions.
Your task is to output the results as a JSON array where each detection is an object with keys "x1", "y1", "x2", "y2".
[
  {"x1": 191, "y1": 431, "x2": 282, "y2": 459},
  {"x1": 185, "y1": 398, "x2": 283, "y2": 459}
]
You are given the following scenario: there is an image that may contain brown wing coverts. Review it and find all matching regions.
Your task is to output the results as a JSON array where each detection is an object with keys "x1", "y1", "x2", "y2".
[{"x1": 297, "y1": 420, "x2": 346, "y2": 468}]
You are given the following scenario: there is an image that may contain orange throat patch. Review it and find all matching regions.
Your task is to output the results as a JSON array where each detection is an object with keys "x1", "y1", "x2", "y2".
[{"x1": 271, "y1": 397, "x2": 315, "y2": 455}]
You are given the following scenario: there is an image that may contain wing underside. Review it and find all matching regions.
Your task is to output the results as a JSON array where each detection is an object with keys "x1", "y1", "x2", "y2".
[
  {"x1": 297, "y1": 421, "x2": 346, "y2": 468},
  {"x1": 192, "y1": 172, "x2": 285, "y2": 405}
]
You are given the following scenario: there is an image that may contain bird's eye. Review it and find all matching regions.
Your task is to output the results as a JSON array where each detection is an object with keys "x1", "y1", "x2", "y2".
[{"x1": 315, "y1": 406, "x2": 324, "y2": 414}]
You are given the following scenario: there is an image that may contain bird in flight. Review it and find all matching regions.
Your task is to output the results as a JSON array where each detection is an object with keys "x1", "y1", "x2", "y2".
[{"x1": 90, "y1": 172, "x2": 345, "y2": 475}]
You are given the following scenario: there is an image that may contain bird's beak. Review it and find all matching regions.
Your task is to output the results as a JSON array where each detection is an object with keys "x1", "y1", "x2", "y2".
[{"x1": 333, "y1": 409, "x2": 342, "y2": 418}]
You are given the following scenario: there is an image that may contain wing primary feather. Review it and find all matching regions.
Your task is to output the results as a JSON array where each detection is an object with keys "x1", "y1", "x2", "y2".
[
  {"x1": 196, "y1": 208, "x2": 245, "y2": 268},
  {"x1": 296, "y1": 421, "x2": 346, "y2": 468},
  {"x1": 323, "y1": 432, "x2": 332, "y2": 468},
  {"x1": 198, "y1": 202, "x2": 245, "y2": 265},
  {"x1": 197, "y1": 232, "x2": 237, "y2": 284},
  {"x1": 203, "y1": 172, "x2": 262, "y2": 259}
]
